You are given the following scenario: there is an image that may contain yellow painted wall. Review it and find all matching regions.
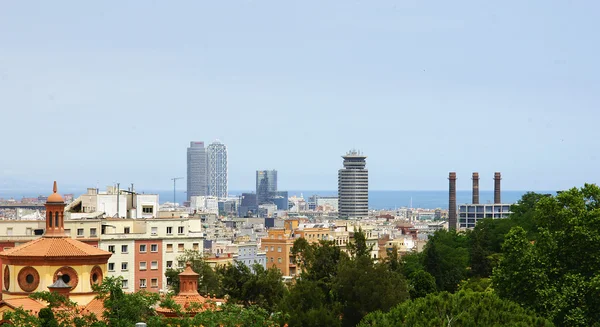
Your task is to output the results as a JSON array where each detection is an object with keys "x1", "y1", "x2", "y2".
[{"x1": 2, "y1": 263, "x2": 106, "y2": 305}]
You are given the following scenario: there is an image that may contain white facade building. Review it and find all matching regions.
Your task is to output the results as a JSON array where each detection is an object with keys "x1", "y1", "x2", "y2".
[
  {"x1": 71, "y1": 187, "x2": 159, "y2": 219},
  {"x1": 190, "y1": 196, "x2": 219, "y2": 215}
]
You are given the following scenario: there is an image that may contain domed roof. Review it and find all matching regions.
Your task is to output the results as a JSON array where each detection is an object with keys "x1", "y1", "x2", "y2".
[{"x1": 46, "y1": 181, "x2": 64, "y2": 203}]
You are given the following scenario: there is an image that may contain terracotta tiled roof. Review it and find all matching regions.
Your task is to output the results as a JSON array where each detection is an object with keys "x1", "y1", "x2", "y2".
[
  {"x1": 0, "y1": 237, "x2": 111, "y2": 258},
  {"x1": 179, "y1": 264, "x2": 199, "y2": 277},
  {"x1": 81, "y1": 297, "x2": 105, "y2": 320},
  {"x1": 0, "y1": 297, "x2": 46, "y2": 315}
]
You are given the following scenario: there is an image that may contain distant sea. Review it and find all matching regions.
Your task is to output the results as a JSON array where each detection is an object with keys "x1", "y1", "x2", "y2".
[{"x1": 0, "y1": 189, "x2": 552, "y2": 210}]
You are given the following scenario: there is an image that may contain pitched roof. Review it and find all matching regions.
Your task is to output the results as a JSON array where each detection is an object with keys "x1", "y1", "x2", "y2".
[
  {"x1": 179, "y1": 263, "x2": 199, "y2": 277},
  {"x1": 0, "y1": 297, "x2": 46, "y2": 315},
  {"x1": 81, "y1": 297, "x2": 105, "y2": 320},
  {"x1": 0, "y1": 237, "x2": 111, "y2": 258}
]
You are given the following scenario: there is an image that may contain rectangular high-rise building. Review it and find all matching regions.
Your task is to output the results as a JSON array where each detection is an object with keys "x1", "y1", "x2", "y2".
[
  {"x1": 338, "y1": 150, "x2": 368, "y2": 219},
  {"x1": 256, "y1": 170, "x2": 277, "y2": 205},
  {"x1": 207, "y1": 140, "x2": 228, "y2": 198},
  {"x1": 187, "y1": 142, "x2": 207, "y2": 201}
]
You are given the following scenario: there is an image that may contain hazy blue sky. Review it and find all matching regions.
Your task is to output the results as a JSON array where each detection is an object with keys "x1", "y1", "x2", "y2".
[{"x1": 1, "y1": 1, "x2": 599, "y2": 192}]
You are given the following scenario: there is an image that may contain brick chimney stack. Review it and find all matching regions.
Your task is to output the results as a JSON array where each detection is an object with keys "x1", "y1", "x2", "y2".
[
  {"x1": 472, "y1": 172, "x2": 480, "y2": 204},
  {"x1": 494, "y1": 172, "x2": 502, "y2": 204},
  {"x1": 449, "y1": 172, "x2": 457, "y2": 230}
]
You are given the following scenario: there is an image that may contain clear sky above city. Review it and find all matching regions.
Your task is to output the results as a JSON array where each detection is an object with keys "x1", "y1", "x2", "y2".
[{"x1": 1, "y1": 1, "x2": 599, "y2": 193}]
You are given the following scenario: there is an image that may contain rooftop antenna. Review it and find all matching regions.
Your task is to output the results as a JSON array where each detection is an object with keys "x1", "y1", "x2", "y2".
[{"x1": 171, "y1": 177, "x2": 183, "y2": 208}]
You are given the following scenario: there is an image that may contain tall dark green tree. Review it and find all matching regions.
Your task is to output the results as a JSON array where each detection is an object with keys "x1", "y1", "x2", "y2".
[
  {"x1": 469, "y1": 218, "x2": 515, "y2": 277},
  {"x1": 38, "y1": 308, "x2": 59, "y2": 327},
  {"x1": 280, "y1": 278, "x2": 341, "y2": 327},
  {"x1": 284, "y1": 238, "x2": 346, "y2": 326},
  {"x1": 422, "y1": 229, "x2": 469, "y2": 292},
  {"x1": 334, "y1": 229, "x2": 409, "y2": 327},
  {"x1": 400, "y1": 251, "x2": 424, "y2": 279},
  {"x1": 407, "y1": 270, "x2": 436, "y2": 299}
]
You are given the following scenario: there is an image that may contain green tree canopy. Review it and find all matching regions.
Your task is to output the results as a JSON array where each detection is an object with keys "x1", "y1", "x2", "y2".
[
  {"x1": 359, "y1": 290, "x2": 554, "y2": 327},
  {"x1": 407, "y1": 270, "x2": 436, "y2": 299},
  {"x1": 164, "y1": 249, "x2": 220, "y2": 296},
  {"x1": 422, "y1": 229, "x2": 469, "y2": 292},
  {"x1": 93, "y1": 276, "x2": 162, "y2": 327},
  {"x1": 493, "y1": 184, "x2": 600, "y2": 327}
]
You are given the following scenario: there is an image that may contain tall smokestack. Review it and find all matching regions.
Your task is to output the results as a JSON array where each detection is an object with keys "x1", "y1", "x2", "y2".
[
  {"x1": 472, "y1": 172, "x2": 479, "y2": 204},
  {"x1": 494, "y1": 172, "x2": 501, "y2": 204},
  {"x1": 449, "y1": 172, "x2": 457, "y2": 230}
]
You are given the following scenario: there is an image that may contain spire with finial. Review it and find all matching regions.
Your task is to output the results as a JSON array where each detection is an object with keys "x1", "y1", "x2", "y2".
[
  {"x1": 45, "y1": 181, "x2": 66, "y2": 237},
  {"x1": 178, "y1": 262, "x2": 200, "y2": 296}
]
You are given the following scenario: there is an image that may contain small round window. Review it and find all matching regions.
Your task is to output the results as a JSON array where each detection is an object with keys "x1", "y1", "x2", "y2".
[
  {"x1": 90, "y1": 266, "x2": 103, "y2": 286},
  {"x1": 53, "y1": 266, "x2": 78, "y2": 288},
  {"x1": 18, "y1": 267, "x2": 40, "y2": 292}
]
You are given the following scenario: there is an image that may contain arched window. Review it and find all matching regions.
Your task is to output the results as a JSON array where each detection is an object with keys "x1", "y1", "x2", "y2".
[
  {"x1": 55, "y1": 212, "x2": 59, "y2": 228},
  {"x1": 49, "y1": 212, "x2": 53, "y2": 227}
]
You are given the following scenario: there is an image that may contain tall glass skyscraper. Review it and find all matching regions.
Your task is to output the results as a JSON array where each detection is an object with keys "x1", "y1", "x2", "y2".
[
  {"x1": 338, "y1": 150, "x2": 368, "y2": 219},
  {"x1": 187, "y1": 142, "x2": 207, "y2": 201},
  {"x1": 207, "y1": 140, "x2": 228, "y2": 198},
  {"x1": 256, "y1": 170, "x2": 277, "y2": 205}
]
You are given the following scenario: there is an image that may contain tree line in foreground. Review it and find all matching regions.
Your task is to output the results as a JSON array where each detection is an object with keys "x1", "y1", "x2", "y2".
[{"x1": 4, "y1": 184, "x2": 600, "y2": 326}]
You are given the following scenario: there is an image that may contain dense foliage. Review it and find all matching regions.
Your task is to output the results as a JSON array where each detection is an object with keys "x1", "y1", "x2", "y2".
[
  {"x1": 493, "y1": 185, "x2": 600, "y2": 326},
  {"x1": 218, "y1": 261, "x2": 287, "y2": 312},
  {"x1": 359, "y1": 290, "x2": 554, "y2": 327},
  {"x1": 282, "y1": 229, "x2": 409, "y2": 327}
]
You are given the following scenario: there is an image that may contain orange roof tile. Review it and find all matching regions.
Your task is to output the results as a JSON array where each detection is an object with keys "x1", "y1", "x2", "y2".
[
  {"x1": 179, "y1": 263, "x2": 199, "y2": 277},
  {"x1": 0, "y1": 237, "x2": 111, "y2": 258},
  {"x1": 81, "y1": 297, "x2": 105, "y2": 320},
  {"x1": 0, "y1": 297, "x2": 46, "y2": 315}
]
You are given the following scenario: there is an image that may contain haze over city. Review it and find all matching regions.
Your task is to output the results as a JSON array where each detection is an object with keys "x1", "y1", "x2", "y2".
[{"x1": 1, "y1": 1, "x2": 599, "y2": 192}]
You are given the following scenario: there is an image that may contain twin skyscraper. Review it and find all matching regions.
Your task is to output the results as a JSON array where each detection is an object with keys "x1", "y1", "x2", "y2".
[{"x1": 186, "y1": 141, "x2": 228, "y2": 201}]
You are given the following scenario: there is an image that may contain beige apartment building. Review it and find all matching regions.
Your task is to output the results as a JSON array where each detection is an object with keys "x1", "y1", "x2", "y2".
[{"x1": 0, "y1": 216, "x2": 204, "y2": 293}]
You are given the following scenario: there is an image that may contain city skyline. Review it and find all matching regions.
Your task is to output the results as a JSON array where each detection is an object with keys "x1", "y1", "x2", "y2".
[{"x1": 2, "y1": 1, "x2": 600, "y2": 191}]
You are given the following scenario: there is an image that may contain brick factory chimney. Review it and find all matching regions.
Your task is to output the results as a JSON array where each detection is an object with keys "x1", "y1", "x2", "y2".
[
  {"x1": 472, "y1": 172, "x2": 480, "y2": 204},
  {"x1": 449, "y1": 172, "x2": 457, "y2": 230},
  {"x1": 494, "y1": 172, "x2": 501, "y2": 204}
]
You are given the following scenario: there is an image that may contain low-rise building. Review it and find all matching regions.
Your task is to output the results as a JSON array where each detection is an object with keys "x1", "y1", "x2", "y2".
[{"x1": 458, "y1": 203, "x2": 512, "y2": 229}]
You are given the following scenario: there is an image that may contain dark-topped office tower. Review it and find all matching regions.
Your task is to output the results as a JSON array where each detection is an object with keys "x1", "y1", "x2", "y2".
[
  {"x1": 338, "y1": 150, "x2": 368, "y2": 219},
  {"x1": 187, "y1": 141, "x2": 207, "y2": 201},
  {"x1": 256, "y1": 170, "x2": 277, "y2": 205},
  {"x1": 238, "y1": 193, "x2": 258, "y2": 217}
]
